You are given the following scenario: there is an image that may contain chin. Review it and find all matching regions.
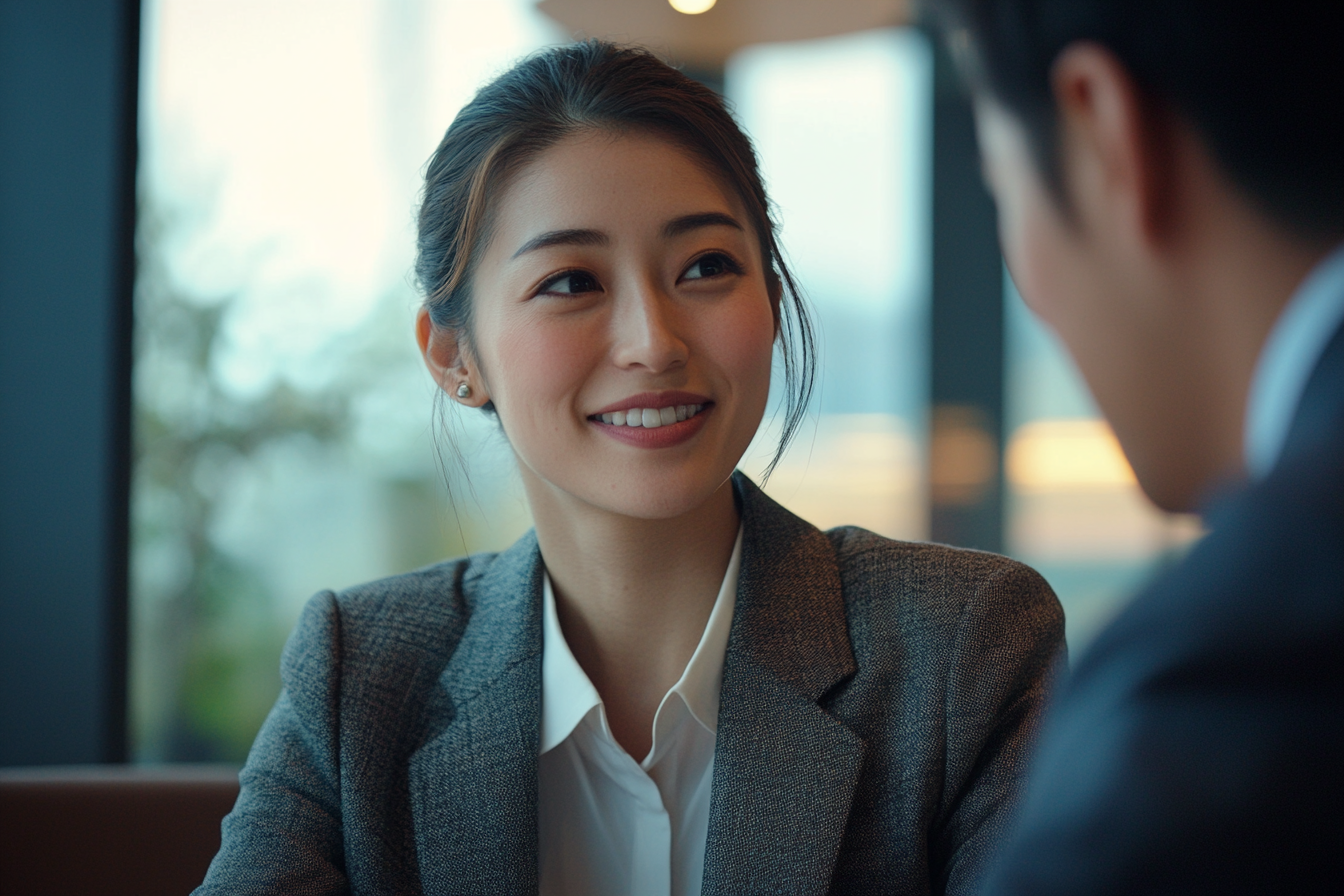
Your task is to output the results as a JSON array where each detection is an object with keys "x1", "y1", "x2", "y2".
[
  {"x1": 521, "y1": 454, "x2": 734, "y2": 522},
  {"x1": 597, "y1": 471, "x2": 730, "y2": 520},
  {"x1": 1131, "y1": 460, "x2": 1205, "y2": 515}
]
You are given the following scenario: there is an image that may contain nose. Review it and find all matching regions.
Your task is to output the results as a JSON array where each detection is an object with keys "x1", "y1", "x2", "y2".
[{"x1": 610, "y1": 278, "x2": 689, "y2": 374}]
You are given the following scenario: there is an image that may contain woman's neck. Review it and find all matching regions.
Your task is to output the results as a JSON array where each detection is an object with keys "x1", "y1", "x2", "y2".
[{"x1": 525, "y1": 476, "x2": 740, "y2": 760}]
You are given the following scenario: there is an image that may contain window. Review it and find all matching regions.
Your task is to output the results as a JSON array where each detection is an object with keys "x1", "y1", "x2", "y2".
[
  {"x1": 133, "y1": 4, "x2": 933, "y2": 761},
  {"x1": 731, "y1": 29, "x2": 931, "y2": 542},
  {"x1": 133, "y1": 0, "x2": 559, "y2": 761}
]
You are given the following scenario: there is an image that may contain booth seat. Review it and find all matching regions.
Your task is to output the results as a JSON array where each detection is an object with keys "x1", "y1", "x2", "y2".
[{"x1": 0, "y1": 763, "x2": 239, "y2": 896}]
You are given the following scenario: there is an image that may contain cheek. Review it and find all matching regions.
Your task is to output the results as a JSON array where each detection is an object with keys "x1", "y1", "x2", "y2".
[
  {"x1": 999, "y1": 190, "x2": 1077, "y2": 329},
  {"x1": 710, "y1": 297, "x2": 776, "y2": 402},
  {"x1": 478, "y1": 315, "x2": 593, "y2": 420}
]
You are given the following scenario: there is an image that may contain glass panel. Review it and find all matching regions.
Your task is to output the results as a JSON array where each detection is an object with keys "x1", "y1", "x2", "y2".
[
  {"x1": 133, "y1": 5, "x2": 932, "y2": 761},
  {"x1": 1003, "y1": 277, "x2": 1203, "y2": 652},
  {"x1": 133, "y1": 0, "x2": 558, "y2": 762},
  {"x1": 729, "y1": 29, "x2": 931, "y2": 541}
]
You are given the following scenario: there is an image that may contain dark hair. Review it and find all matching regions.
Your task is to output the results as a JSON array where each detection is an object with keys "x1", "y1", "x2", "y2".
[
  {"x1": 931, "y1": 0, "x2": 1344, "y2": 239},
  {"x1": 415, "y1": 40, "x2": 816, "y2": 478}
]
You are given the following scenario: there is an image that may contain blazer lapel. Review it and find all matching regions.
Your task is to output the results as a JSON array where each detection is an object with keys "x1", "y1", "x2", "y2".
[
  {"x1": 702, "y1": 474, "x2": 865, "y2": 895},
  {"x1": 409, "y1": 532, "x2": 545, "y2": 896}
]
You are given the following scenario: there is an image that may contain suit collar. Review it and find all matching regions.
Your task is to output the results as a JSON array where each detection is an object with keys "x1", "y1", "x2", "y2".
[
  {"x1": 702, "y1": 473, "x2": 864, "y2": 895},
  {"x1": 1280, "y1": 316, "x2": 1344, "y2": 467},
  {"x1": 1207, "y1": 314, "x2": 1344, "y2": 519},
  {"x1": 1245, "y1": 241, "x2": 1344, "y2": 479}
]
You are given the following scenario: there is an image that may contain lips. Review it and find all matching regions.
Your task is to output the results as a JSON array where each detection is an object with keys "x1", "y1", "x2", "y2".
[
  {"x1": 589, "y1": 390, "x2": 712, "y2": 417},
  {"x1": 587, "y1": 391, "x2": 713, "y2": 449},
  {"x1": 596, "y1": 403, "x2": 706, "y2": 428}
]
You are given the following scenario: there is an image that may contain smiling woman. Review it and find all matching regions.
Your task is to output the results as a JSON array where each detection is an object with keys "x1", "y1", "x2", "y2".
[{"x1": 195, "y1": 41, "x2": 1064, "y2": 896}]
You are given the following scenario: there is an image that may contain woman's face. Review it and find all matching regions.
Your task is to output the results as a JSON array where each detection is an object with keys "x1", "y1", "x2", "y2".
[{"x1": 458, "y1": 130, "x2": 777, "y2": 521}]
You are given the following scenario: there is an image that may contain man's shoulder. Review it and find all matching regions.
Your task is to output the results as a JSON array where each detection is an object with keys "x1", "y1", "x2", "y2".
[
  {"x1": 1088, "y1": 433, "x2": 1344, "y2": 680},
  {"x1": 1004, "y1": 441, "x2": 1344, "y2": 894}
]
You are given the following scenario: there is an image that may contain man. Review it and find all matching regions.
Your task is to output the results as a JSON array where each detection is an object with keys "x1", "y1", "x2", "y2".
[{"x1": 931, "y1": 1, "x2": 1343, "y2": 893}]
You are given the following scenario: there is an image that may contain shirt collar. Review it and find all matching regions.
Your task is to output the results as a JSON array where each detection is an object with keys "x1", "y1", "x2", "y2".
[
  {"x1": 1244, "y1": 242, "x2": 1344, "y2": 480},
  {"x1": 539, "y1": 525, "x2": 742, "y2": 755},
  {"x1": 539, "y1": 572, "x2": 603, "y2": 755}
]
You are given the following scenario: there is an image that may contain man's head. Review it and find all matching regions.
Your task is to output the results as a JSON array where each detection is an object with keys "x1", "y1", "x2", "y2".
[{"x1": 935, "y1": 0, "x2": 1344, "y2": 510}]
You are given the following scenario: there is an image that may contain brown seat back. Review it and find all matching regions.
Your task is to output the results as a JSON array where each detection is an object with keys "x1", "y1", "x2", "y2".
[{"x1": 0, "y1": 764, "x2": 240, "y2": 896}]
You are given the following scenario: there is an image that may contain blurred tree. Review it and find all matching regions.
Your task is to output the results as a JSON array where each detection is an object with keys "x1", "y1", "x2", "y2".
[{"x1": 132, "y1": 202, "x2": 350, "y2": 761}]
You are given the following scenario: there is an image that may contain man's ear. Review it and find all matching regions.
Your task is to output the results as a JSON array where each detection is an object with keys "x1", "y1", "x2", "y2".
[
  {"x1": 1051, "y1": 41, "x2": 1176, "y2": 244},
  {"x1": 415, "y1": 308, "x2": 489, "y2": 406}
]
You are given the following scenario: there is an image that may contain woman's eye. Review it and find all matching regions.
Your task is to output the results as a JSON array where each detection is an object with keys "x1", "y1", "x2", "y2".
[
  {"x1": 539, "y1": 270, "x2": 601, "y2": 296},
  {"x1": 682, "y1": 252, "x2": 741, "y2": 281}
]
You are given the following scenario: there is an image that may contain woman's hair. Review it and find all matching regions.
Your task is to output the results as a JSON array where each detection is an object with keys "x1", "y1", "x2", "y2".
[{"x1": 415, "y1": 39, "x2": 815, "y2": 478}]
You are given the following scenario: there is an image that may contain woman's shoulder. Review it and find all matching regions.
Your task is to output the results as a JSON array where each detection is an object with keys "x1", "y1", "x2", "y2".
[
  {"x1": 294, "y1": 530, "x2": 541, "y2": 665},
  {"x1": 821, "y1": 524, "x2": 1061, "y2": 631},
  {"x1": 825, "y1": 524, "x2": 1050, "y2": 590},
  {"x1": 736, "y1": 471, "x2": 1058, "y2": 624}
]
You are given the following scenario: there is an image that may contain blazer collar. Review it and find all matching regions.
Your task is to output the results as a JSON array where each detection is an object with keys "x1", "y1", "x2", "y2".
[
  {"x1": 702, "y1": 473, "x2": 864, "y2": 895},
  {"x1": 404, "y1": 474, "x2": 864, "y2": 895},
  {"x1": 408, "y1": 530, "x2": 545, "y2": 896}
]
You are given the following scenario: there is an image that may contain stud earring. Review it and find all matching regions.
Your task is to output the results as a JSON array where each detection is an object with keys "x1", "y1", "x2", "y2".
[{"x1": 456, "y1": 383, "x2": 472, "y2": 399}]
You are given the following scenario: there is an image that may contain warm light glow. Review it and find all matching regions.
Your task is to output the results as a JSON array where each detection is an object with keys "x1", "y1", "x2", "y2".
[
  {"x1": 1007, "y1": 419, "x2": 1137, "y2": 491},
  {"x1": 1006, "y1": 418, "x2": 1205, "y2": 567},
  {"x1": 931, "y1": 405, "x2": 996, "y2": 506},
  {"x1": 745, "y1": 414, "x2": 924, "y2": 541},
  {"x1": 669, "y1": 0, "x2": 716, "y2": 14}
]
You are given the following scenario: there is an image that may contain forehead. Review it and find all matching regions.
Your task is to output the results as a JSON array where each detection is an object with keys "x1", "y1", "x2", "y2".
[{"x1": 491, "y1": 129, "x2": 746, "y2": 241}]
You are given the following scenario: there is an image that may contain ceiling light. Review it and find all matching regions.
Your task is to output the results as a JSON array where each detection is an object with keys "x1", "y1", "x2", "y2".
[{"x1": 669, "y1": 0, "x2": 716, "y2": 14}]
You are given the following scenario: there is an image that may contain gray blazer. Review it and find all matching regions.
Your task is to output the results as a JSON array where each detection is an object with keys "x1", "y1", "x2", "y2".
[{"x1": 197, "y1": 473, "x2": 1063, "y2": 896}]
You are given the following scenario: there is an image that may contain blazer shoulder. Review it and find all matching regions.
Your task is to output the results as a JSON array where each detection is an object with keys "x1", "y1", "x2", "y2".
[
  {"x1": 824, "y1": 525, "x2": 1059, "y2": 624},
  {"x1": 330, "y1": 552, "x2": 481, "y2": 632},
  {"x1": 308, "y1": 543, "x2": 529, "y2": 681}
]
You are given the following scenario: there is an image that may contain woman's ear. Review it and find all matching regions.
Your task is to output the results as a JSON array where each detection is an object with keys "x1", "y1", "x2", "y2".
[{"x1": 415, "y1": 308, "x2": 490, "y2": 407}]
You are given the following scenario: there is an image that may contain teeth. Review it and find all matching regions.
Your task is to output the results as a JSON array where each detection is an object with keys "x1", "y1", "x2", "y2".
[{"x1": 597, "y1": 404, "x2": 705, "y2": 428}]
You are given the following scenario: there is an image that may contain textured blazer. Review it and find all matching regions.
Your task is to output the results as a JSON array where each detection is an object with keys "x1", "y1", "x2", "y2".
[
  {"x1": 197, "y1": 473, "x2": 1063, "y2": 896},
  {"x1": 983, "y1": 321, "x2": 1344, "y2": 895}
]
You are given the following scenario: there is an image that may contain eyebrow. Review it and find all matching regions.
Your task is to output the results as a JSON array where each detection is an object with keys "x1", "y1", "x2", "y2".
[
  {"x1": 664, "y1": 212, "x2": 744, "y2": 238},
  {"x1": 511, "y1": 212, "x2": 744, "y2": 260},
  {"x1": 511, "y1": 228, "x2": 608, "y2": 259}
]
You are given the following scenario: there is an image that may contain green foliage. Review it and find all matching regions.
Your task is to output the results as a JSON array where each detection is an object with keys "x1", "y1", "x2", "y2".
[
  {"x1": 131, "y1": 202, "x2": 350, "y2": 762},
  {"x1": 130, "y1": 195, "x2": 528, "y2": 762}
]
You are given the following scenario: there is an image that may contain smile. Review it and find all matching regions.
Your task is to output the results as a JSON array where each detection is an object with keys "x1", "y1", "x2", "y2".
[{"x1": 592, "y1": 404, "x2": 706, "y2": 428}]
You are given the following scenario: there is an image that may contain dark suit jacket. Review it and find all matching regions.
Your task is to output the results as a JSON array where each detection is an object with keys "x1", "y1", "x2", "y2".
[
  {"x1": 196, "y1": 473, "x2": 1063, "y2": 895},
  {"x1": 983, "y1": 323, "x2": 1344, "y2": 895}
]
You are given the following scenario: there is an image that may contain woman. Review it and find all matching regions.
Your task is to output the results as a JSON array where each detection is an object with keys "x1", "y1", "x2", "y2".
[{"x1": 198, "y1": 41, "x2": 1063, "y2": 896}]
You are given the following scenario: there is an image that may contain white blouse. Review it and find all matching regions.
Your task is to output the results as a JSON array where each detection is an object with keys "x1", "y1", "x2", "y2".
[{"x1": 537, "y1": 527, "x2": 742, "y2": 896}]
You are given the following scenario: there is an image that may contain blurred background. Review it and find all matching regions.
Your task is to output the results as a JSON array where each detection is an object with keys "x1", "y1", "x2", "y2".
[{"x1": 2, "y1": 0, "x2": 1201, "y2": 768}]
